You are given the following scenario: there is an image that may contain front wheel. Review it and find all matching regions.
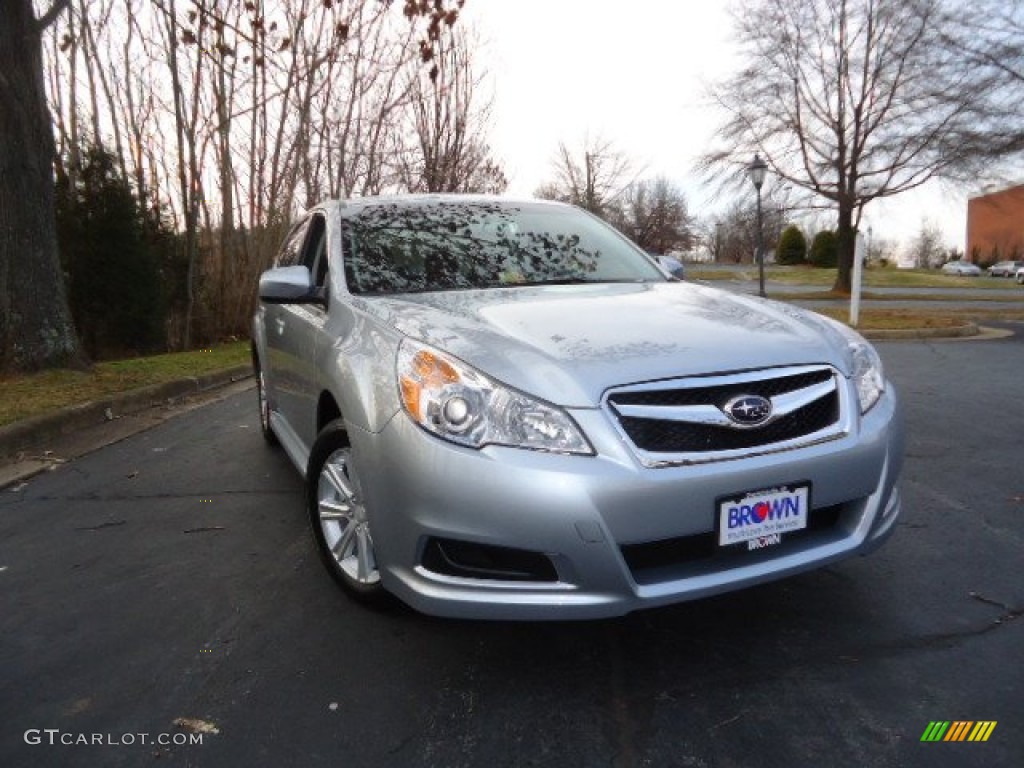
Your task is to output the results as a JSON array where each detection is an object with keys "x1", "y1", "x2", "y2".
[{"x1": 307, "y1": 419, "x2": 387, "y2": 605}]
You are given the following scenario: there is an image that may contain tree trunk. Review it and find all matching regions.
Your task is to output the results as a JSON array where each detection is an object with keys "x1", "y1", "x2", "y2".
[
  {"x1": 0, "y1": 0, "x2": 83, "y2": 371},
  {"x1": 833, "y1": 202, "x2": 855, "y2": 295}
]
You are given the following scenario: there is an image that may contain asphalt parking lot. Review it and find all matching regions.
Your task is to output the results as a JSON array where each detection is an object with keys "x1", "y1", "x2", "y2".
[{"x1": 1, "y1": 326, "x2": 1021, "y2": 768}]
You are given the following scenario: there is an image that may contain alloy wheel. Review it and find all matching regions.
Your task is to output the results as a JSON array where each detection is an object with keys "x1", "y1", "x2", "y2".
[{"x1": 316, "y1": 448, "x2": 379, "y2": 585}]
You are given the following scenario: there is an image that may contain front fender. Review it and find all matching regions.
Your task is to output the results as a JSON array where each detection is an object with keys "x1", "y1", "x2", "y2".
[{"x1": 316, "y1": 303, "x2": 403, "y2": 435}]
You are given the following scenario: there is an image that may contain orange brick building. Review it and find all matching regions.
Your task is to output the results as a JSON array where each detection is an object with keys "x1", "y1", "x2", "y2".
[{"x1": 966, "y1": 183, "x2": 1024, "y2": 264}]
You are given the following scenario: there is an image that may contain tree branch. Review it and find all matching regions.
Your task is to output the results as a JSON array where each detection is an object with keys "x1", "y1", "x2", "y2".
[{"x1": 36, "y1": 0, "x2": 70, "y2": 31}]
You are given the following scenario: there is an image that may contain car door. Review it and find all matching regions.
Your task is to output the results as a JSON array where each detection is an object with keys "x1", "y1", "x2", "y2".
[
  {"x1": 287, "y1": 213, "x2": 330, "y2": 450},
  {"x1": 262, "y1": 216, "x2": 313, "y2": 449}
]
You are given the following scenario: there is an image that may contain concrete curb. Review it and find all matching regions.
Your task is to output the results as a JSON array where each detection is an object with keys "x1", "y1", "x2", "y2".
[
  {"x1": 0, "y1": 364, "x2": 253, "y2": 461},
  {"x1": 860, "y1": 322, "x2": 979, "y2": 340}
]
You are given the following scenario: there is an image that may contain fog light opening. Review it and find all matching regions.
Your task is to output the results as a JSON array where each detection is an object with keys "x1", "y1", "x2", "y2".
[{"x1": 421, "y1": 538, "x2": 558, "y2": 582}]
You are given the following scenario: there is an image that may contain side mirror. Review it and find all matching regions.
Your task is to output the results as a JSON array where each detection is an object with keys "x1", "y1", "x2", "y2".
[
  {"x1": 656, "y1": 255, "x2": 686, "y2": 281},
  {"x1": 258, "y1": 265, "x2": 325, "y2": 305}
]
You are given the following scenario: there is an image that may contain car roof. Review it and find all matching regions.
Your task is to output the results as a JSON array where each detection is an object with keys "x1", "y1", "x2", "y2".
[{"x1": 316, "y1": 194, "x2": 572, "y2": 218}]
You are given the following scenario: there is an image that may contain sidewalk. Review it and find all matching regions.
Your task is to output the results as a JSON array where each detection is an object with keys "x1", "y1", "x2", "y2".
[{"x1": 0, "y1": 365, "x2": 253, "y2": 489}]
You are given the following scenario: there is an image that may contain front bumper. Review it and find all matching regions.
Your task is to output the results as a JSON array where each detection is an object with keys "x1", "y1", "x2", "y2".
[{"x1": 352, "y1": 385, "x2": 903, "y2": 620}]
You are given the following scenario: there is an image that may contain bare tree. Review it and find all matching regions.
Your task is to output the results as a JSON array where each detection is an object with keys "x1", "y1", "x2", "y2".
[
  {"x1": 614, "y1": 177, "x2": 695, "y2": 254},
  {"x1": 38, "y1": 0, "x2": 468, "y2": 352},
  {"x1": 939, "y1": 1, "x2": 1024, "y2": 90},
  {"x1": 907, "y1": 219, "x2": 947, "y2": 268},
  {"x1": 399, "y1": 26, "x2": 506, "y2": 194},
  {"x1": 317, "y1": 1, "x2": 419, "y2": 199},
  {"x1": 703, "y1": 0, "x2": 1024, "y2": 293},
  {"x1": 0, "y1": 0, "x2": 83, "y2": 371},
  {"x1": 536, "y1": 138, "x2": 635, "y2": 219},
  {"x1": 706, "y1": 198, "x2": 786, "y2": 265}
]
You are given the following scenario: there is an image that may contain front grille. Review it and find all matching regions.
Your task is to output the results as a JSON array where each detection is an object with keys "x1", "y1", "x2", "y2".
[
  {"x1": 610, "y1": 369, "x2": 832, "y2": 407},
  {"x1": 621, "y1": 504, "x2": 845, "y2": 585},
  {"x1": 605, "y1": 366, "x2": 844, "y2": 463},
  {"x1": 619, "y1": 396, "x2": 838, "y2": 452}
]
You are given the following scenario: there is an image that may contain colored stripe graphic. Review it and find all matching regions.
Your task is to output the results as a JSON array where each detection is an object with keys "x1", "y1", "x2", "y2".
[
  {"x1": 921, "y1": 721, "x2": 997, "y2": 742},
  {"x1": 968, "y1": 722, "x2": 997, "y2": 742},
  {"x1": 944, "y1": 721, "x2": 973, "y2": 741},
  {"x1": 921, "y1": 722, "x2": 950, "y2": 742}
]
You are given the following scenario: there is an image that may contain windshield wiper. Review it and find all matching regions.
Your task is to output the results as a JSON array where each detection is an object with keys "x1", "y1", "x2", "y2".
[
  {"x1": 517, "y1": 277, "x2": 650, "y2": 287},
  {"x1": 523, "y1": 277, "x2": 592, "y2": 286}
]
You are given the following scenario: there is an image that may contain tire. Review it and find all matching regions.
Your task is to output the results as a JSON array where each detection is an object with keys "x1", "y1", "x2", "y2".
[
  {"x1": 254, "y1": 356, "x2": 280, "y2": 446},
  {"x1": 307, "y1": 419, "x2": 388, "y2": 605}
]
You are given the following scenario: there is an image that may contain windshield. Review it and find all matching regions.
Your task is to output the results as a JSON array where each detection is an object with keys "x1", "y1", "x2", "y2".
[{"x1": 342, "y1": 200, "x2": 665, "y2": 294}]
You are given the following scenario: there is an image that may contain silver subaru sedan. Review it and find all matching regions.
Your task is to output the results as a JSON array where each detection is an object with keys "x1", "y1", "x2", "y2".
[{"x1": 252, "y1": 196, "x2": 903, "y2": 620}]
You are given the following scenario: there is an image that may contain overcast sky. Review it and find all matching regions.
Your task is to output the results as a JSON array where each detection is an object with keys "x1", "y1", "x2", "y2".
[{"x1": 463, "y1": 0, "x2": 971, "y2": 252}]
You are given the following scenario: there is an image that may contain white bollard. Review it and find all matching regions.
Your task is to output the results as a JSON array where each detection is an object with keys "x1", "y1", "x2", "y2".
[{"x1": 851, "y1": 231, "x2": 867, "y2": 327}]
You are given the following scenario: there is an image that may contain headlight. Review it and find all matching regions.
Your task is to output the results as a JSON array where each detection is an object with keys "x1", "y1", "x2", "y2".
[
  {"x1": 396, "y1": 339, "x2": 593, "y2": 454},
  {"x1": 849, "y1": 339, "x2": 885, "y2": 413},
  {"x1": 811, "y1": 314, "x2": 886, "y2": 413}
]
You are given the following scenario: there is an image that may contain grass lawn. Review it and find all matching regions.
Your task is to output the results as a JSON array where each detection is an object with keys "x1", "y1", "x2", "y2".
[
  {"x1": 779, "y1": 290, "x2": 1024, "y2": 303},
  {"x1": 811, "y1": 308, "x2": 973, "y2": 330},
  {"x1": 690, "y1": 264, "x2": 1022, "y2": 290},
  {"x1": 0, "y1": 341, "x2": 250, "y2": 428}
]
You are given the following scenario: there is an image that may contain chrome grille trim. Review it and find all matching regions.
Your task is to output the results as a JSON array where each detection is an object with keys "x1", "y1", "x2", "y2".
[
  {"x1": 603, "y1": 365, "x2": 851, "y2": 467},
  {"x1": 611, "y1": 378, "x2": 836, "y2": 430}
]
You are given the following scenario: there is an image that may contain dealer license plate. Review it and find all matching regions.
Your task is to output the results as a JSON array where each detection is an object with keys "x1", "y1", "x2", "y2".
[{"x1": 717, "y1": 484, "x2": 810, "y2": 548}]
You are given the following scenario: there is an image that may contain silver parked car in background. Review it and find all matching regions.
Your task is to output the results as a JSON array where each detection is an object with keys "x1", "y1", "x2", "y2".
[
  {"x1": 987, "y1": 260, "x2": 1024, "y2": 277},
  {"x1": 940, "y1": 260, "x2": 982, "y2": 276},
  {"x1": 252, "y1": 196, "x2": 904, "y2": 620}
]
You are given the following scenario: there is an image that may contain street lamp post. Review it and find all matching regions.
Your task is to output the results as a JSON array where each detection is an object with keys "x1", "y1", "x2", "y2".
[{"x1": 747, "y1": 154, "x2": 768, "y2": 298}]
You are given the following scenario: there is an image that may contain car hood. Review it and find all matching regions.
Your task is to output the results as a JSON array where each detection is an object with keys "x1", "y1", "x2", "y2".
[{"x1": 360, "y1": 282, "x2": 856, "y2": 407}]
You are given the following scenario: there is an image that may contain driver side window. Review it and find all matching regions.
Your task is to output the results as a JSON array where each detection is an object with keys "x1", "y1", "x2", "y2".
[
  {"x1": 276, "y1": 218, "x2": 311, "y2": 268},
  {"x1": 302, "y1": 214, "x2": 329, "y2": 305}
]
